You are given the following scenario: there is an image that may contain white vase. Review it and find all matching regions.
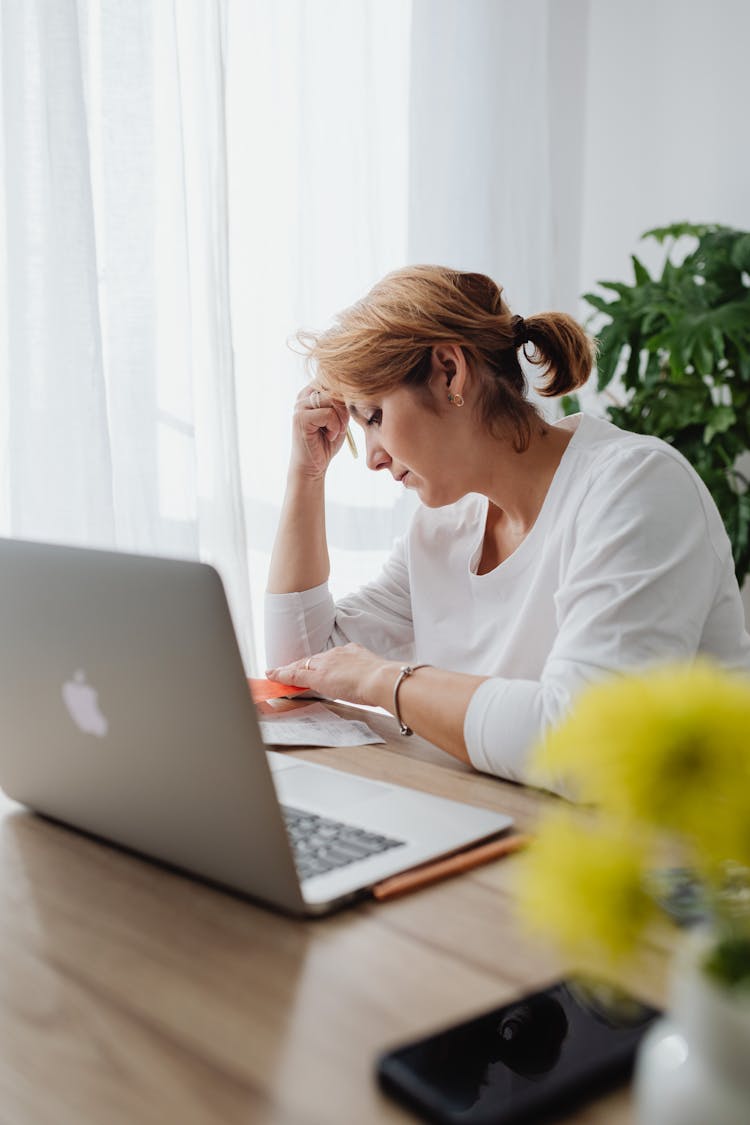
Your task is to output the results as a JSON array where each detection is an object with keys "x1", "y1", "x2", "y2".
[{"x1": 634, "y1": 931, "x2": 750, "y2": 1125}]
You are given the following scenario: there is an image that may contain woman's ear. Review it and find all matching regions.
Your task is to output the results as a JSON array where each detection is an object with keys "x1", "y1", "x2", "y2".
[{"x1": 431, "y1": 343, "x2": 468, "y2": 399}]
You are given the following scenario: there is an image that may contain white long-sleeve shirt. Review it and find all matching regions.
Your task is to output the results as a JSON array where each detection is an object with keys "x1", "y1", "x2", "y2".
[{"x1": 265, "y1": 414, "x2": 750, "y2": 783}]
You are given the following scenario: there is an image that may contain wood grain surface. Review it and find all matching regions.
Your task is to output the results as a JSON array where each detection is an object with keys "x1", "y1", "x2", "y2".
[{"x1": 0, "y1": 702, "x2": 669, "y2": 1124}]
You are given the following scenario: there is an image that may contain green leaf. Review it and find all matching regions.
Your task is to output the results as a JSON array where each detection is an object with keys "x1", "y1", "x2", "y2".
[
  {"x1": 711, "y1": 299, "x2": 750, "y2": 340},
  {"x1": 703, "y1": 405, "x2": 736, "y2": 445},
  {"x1": 595, "y1": 322, "x2": 628, "y2": 391},
  {"x1": 737, "y1": 351, "x2": 750, "y2": 381},
  {"x1": 561, "y1": 394, "x2": 580, "y2": 416},
  {"x1": 643, "y1": 350, "x2": 662, "y2": 386},
  {"x1": 643, "y1": 221, "x2": 714, "y2": 243},
  {"x1": 582, "y1": 292, "x2": 617, "y2": 317},
  {"x1": 730, "y1": 233, "x2": 750, "y2": 273},
  {"x1": 710, "y1": 327, "x2": 725, "y2": 362},
  {"x1": 596, "y1": 280, "x2": 633, "y2": 298},
  {"x1": 631, "y1": 255, "x2": 651, "y2": 285},
  {"x1": 623, "y1": 340, "x2": 642, "y2": 389}
]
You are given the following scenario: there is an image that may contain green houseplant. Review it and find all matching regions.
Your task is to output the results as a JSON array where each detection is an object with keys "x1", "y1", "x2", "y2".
[{"x1": 569, "y1": 222, "x2": 750, "y2": 588}]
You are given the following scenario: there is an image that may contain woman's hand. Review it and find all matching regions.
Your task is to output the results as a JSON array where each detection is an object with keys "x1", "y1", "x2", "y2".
[
  {"x1": 266, "y1": 643, "x2": 398, "y2": 708},
  {"x1": 268, "y1": 647, "x2": 480, "y2": 766},
  {"x1": 289, "y1": 383, "x2": 351, "y2": 481}
]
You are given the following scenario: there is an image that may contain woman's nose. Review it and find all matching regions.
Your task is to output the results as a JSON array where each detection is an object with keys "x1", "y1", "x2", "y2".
[{"x1": 365, "y1": 431, "x2": 391, "y2": 472}]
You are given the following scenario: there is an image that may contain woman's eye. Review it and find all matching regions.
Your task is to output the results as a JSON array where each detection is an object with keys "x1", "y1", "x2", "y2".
[{"x1": 366, "y1": 409, "x2": 382, "y2": 427}]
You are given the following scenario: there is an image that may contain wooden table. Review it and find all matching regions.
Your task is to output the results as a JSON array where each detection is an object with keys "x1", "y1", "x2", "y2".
[{"x1": 0, "y1": 703, "x2": 668, "y2": 1124}]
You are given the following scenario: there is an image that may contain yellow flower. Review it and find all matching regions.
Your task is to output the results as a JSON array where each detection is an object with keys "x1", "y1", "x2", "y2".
[
  {"x1": 516, "y1": 808, "x2": 655, "y2": 969},
  {"x1": 531, "y1": 661, "x2": 750, "y2": 868}
]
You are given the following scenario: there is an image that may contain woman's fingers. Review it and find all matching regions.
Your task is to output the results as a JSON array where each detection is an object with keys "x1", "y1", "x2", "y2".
[
  {"x1": 288, "y1": 384, "x2": 350, "y2": 478},
  {"x1": 266, "y1": 644, "x2": 385, "y2": 709},
  {"x1": 265, "y1": 660, "x2": 307, "y2": 684},
  {"x1": 299, "y1": 384, "x2": 348, "y2": 423},
  {"x1": 297, "y1": 384, "x2": 349, "y2": 436}
]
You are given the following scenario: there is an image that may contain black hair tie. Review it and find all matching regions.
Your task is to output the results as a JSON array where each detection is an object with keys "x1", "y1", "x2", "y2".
[{"x1": 510, "y1": 314, "x2": 528, "y2": 348}]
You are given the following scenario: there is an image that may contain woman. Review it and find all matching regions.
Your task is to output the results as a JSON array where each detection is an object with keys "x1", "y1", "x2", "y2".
[{"x1": 265, "y1": 266, "x2": 750, "y2": 787}]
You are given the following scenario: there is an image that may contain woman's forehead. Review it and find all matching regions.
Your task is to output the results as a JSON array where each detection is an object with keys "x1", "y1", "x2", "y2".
[{"x1": 349, "y1": 384, "x2": 418, "y2": 414}]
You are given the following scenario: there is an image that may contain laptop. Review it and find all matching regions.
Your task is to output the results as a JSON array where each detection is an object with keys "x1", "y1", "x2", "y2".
[{"x1": 0, "y1": 537, "x2": 513, "y2": 915}]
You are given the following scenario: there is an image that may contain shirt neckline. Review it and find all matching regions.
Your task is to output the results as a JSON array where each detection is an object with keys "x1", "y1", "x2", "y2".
[{"x1": 468, "y1": 413, "x2": 587, "y2": 579}]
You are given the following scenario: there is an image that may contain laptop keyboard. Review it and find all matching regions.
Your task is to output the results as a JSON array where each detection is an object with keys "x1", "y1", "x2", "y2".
[{"x1": 281, "y1": 804, "x2": 405, "y2": 881}]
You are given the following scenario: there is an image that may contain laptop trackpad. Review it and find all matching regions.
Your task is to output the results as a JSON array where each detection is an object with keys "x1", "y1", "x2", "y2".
[{"x1": 272, "y1": 762, "x2": 390, "y2": 815}]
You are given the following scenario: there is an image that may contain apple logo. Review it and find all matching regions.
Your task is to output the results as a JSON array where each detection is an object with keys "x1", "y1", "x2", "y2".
[{"x1": 61, "y1": 669, "x2": 109, "y2": 738}]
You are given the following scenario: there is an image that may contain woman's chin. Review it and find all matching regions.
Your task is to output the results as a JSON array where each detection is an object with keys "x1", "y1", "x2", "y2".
[
  {"x1": 417, "y1": 481, "x2": 470, "y2": 508},
  {"x1": 417, "y1": 488, "x2": 458, "y2": 509}
]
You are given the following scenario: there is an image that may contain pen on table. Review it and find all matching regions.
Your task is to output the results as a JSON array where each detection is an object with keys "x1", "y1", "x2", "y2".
[{"x1": 371, "y1": 833, "x2": 530, "y2": 902}]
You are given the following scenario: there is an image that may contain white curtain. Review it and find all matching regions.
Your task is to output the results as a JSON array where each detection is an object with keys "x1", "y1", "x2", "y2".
[
  {"x1": 1, "y1": 0, "x2": 255, "y2": 665},
  {"x1": 407, "y1": 0, "x2": 555, "y2": 311},
  {"x1": 223, "y1": 0, "x2": 416, "y2": 666},
  {"x1": 3, "y1": 1, "x2": 748, "y2": 672}
]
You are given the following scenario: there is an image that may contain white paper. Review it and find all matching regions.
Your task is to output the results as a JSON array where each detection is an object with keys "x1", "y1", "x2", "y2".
[{"x1": 259, "y1": 702, "x2": 385, "y2": 747}]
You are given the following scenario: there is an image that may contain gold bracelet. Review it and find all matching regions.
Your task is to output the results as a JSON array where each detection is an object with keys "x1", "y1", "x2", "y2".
[{"x1": 392, "y1": 663, "x2": 431, "y2": 736}]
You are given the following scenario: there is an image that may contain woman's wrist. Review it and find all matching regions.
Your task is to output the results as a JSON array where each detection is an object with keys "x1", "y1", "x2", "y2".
[
  {"x1": 391, "y1": 663, "x2": 432, "y2": 735},
  {"x1": 285, "y1": 464, "x2": 328, "y2": 491},
  {"x1": 364, "y1": 661, "x2": 403, "y2": 712}
]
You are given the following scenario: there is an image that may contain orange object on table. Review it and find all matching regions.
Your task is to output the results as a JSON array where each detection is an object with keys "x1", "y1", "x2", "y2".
[
  {"x1": 248, "y1": 677, "x2": 310, "y2": 703},
  {"x1": 372, "y1": 834, "x2": 530, "y2": 901}
]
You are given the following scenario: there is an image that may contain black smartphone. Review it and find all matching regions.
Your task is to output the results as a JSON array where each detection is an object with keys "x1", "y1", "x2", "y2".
[{"x1": 376, "y1": 976, "x2": 660, "y2": 1125}]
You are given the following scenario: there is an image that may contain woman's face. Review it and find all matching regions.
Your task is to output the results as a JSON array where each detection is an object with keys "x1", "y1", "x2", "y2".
[{"x1": 348, "y1": 359, "x2": 476, "y2": 507}]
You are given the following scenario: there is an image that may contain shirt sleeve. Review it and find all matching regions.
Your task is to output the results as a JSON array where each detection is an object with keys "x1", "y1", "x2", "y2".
[
  {"x1": 464, "y1": 448, "x2": 728, "y2": 788},
  {"x1": 264, "y1": 534, "x2": 415, "y2": 668}
]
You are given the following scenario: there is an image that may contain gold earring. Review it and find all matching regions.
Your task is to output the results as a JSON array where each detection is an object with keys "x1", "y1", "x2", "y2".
[{"x1": 447, "y1": 392, "x2": 464, "y2": 407}]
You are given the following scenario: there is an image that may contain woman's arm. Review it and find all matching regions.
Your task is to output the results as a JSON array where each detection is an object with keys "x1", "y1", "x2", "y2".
[
  {"x1": 265, "y1": 530, "x2": 415, "y2": 669},
  {"x1": 266, "y1": 643, "x2": 485, "y2": 766},
  {"x1": 266, "y1": 384, "x2": 349, "y2": 594},
  {"x1": 266, "y1": 473, "x2": 329, "y2": 594}
]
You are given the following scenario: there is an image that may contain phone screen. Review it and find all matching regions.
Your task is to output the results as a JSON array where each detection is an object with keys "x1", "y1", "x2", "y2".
[{"x1": 376, "y1": 977, "x2": 660, "y2": 1125}]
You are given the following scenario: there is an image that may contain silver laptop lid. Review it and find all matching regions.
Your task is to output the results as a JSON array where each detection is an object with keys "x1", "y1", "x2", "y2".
[{"x1": 0, "y1": 537, "x2": 306, "y2": 914}]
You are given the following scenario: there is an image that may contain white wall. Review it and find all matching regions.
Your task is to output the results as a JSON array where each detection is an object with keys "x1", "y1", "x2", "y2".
[
  {"x1": 407, "y1": 0, "x2": 555, "y2": 314},
  {"x1": 577, "y1": 0, "x2": 750, "y2": 623},
  {"x1": 579, "y1": 0, "x2": 750, "y2": 294}
]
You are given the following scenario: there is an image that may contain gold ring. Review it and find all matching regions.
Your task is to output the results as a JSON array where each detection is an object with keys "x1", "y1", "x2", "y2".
[{"x1": 304, "y1": 656, "x2": 313, "y2": 670}]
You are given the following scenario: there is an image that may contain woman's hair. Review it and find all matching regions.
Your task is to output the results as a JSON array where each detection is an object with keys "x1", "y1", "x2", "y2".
[{"x1": 296, "y1": 265, "x2": 595, "y2": 451}]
